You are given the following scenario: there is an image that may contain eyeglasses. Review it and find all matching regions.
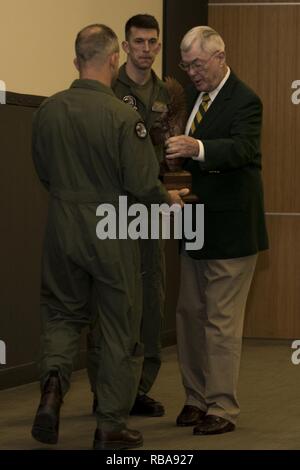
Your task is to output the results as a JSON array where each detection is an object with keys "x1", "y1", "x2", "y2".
[{"x1": 179, "y1": 50, "x2": 220, "y2": 73}]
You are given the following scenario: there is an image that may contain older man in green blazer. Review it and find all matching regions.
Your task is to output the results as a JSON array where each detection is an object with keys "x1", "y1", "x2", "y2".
[{"x1": 166, "y1": 26, "x2": 268, "y2": 435}]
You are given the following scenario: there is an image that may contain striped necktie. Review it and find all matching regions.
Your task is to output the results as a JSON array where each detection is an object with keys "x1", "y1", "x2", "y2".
[{"x1": 190, "y1": 92, "x2": 211, "y2": 135}]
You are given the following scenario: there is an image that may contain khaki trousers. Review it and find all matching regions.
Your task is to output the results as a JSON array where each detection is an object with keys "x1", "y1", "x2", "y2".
[{"x1": 176, "y1": 253, "x2": 257, "y2": 424}]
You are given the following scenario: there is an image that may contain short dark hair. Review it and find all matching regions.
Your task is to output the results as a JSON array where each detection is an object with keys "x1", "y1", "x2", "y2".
[
  {"x1": 75, "y1": 24, "x2": 119, "y2": 67},
  {"x1": 125, "y1": 14, "x2": 160, "y2": 40}
]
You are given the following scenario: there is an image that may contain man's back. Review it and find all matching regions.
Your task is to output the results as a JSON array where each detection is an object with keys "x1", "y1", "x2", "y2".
[{"x1": 33, "y1": 79, "x2": 166, "y2": 204}]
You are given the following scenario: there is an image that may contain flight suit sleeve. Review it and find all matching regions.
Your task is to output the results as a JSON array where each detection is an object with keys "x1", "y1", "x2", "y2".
[
  {"x1": 32, "y1": 108, "x2": 50, "y2": 191},
  {"x1": 119, "y1": 117, "x2": 170, "y2": 204}
]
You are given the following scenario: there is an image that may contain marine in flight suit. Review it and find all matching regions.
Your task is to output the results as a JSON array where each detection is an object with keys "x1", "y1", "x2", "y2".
[
  {"x1": 31, "y1": 24, "x2": 181, "y2": 450},
  {"x1": 87, "y1": 15, "x2": 171, "y2": 417}
]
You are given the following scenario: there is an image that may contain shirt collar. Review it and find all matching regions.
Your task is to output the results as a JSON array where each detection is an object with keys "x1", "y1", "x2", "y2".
[
  {"x1": 70, "y1": 79, "x2": 115, "y2": 97},
  {"x1": 205, "y1": 66, "x2": 231, "y2": 102},
  {"x1": 117, "y1": 63, "x2": 158, "y2": 88}
]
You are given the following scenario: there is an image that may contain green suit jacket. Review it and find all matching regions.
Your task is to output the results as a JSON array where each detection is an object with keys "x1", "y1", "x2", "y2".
[{"x1": 184, "y1": 71, "x2": 269, "y2": 259}]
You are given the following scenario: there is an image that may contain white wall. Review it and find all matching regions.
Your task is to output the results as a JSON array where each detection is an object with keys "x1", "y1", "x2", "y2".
[{"x1": 0, "y1": 0, "x2": 163, "y2": 96}]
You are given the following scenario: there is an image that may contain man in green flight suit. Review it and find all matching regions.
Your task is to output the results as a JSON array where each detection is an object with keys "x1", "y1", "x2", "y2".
[
  {"x1": 87, "y1": 14, "x2": 170, "y2": 418},
  {"x1": 31, "y1": 23, "x2": 186, "y2": 450}
]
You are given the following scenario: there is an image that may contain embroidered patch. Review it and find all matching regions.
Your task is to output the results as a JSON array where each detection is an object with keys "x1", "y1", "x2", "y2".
[
  {"x1": 123, "y1": 95, "x2": 138, "y2": 111},
  {"x1": 135, "y1": 121, "x2": 148, "y2": 139}
]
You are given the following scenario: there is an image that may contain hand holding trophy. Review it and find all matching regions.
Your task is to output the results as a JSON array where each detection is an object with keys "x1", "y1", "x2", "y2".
[{"x1": 150, "y1": 77, "x2": 198, "y2": 203}]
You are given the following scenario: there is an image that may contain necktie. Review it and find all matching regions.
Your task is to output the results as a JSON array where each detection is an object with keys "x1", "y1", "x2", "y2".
[{"x1": 190, "y1": 92, "x2": 211, "y2": 135}]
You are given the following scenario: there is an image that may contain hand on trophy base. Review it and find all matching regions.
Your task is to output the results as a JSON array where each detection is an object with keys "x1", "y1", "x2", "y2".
[{"x1": 162, "y1": 170, "x2": 198, "y2": 203}]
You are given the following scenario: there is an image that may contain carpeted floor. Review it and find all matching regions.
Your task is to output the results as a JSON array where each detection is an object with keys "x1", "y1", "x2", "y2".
[{"x1": 1, "y1": 339, "x2": 300, "y2": 450}]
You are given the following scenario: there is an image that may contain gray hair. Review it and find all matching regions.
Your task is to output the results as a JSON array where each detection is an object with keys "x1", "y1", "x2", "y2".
[
  {"x1": 181, "y1": 26, "x2": 225, "y2": 55},
  {"x1": 75, "y1": 24, "x2": 119, "y2": 67}
]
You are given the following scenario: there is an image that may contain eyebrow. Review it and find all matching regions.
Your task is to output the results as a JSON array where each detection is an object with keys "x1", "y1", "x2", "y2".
[{"x1": 134, "y1": 37, "x2": 158, "y2": 40}]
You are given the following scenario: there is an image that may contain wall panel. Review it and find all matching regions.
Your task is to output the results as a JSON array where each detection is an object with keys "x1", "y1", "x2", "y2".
[
  {"x1": 245, "y1": 215, "x2": 300, "y2": 337},
  {"x1": 208, "y1": 1, "x2": 300, "y2": 337},
  {"x1": 0, "y1": 0, "x2": 163, "y2": 97}
]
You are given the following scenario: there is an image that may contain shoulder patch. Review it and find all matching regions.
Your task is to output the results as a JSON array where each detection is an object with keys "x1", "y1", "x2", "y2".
[
  {"x1": 123, "y1": 95, "x2": 138, "y2": 111},
  {"x1": 135, "y1": 121, "x2": 148, "y2": 139}
]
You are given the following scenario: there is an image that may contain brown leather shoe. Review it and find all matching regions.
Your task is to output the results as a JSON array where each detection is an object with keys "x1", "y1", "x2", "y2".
[
  {"x1": 193, "y1": 415, "x2": 235, "y2": 435},
  {"x1": 176, "y1": 405, "x2": 206, "y2": 426},
  {"x1": 130, "y1": 394, "x2": 165, "y2": 417},
  {"x1": 31, "y1": 371, "x2": 62, "y2": 444},
  {"x1": 93, "y1": 428, "x2": 143, "y2": 450}
]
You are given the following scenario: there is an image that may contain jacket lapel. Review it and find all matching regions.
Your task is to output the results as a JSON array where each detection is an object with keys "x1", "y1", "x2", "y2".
[{"x1": 188, "y1": 72, "x2": 238, "y2": 136}]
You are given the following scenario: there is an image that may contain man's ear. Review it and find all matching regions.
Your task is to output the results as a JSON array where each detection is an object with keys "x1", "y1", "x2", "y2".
[
  {"x1": 110, "y1": 51, "x2": 120, "y2": 68},
  {"x1": 122, "y1": 40, "x2": 129, "y2": 54},
  {"x1": 74, "y1": 57, "x2": 79, "y2": 71},
  {"x1": 218, "y1": 51, "x2": 226, "y2": 66}
]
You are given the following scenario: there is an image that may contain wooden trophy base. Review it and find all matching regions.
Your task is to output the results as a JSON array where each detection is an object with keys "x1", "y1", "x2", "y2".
[{"x1": 162, "y1": 170, "x2": 198, "y2": 203}]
